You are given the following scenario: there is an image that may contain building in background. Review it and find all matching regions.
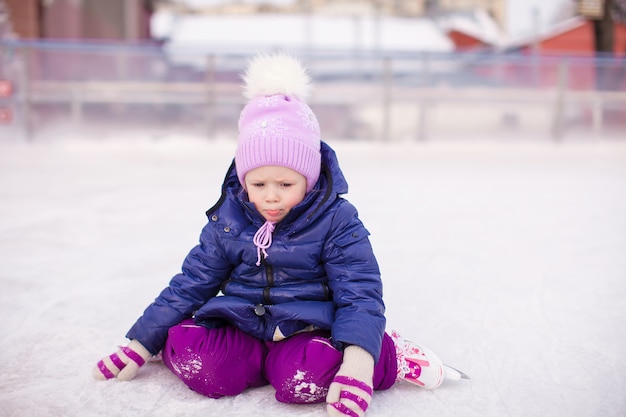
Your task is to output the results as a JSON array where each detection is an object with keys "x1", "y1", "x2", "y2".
[
  {"x1": 151, "y1": 0, "x2": 506, "y2": 28},
  {"x1": 3, "y1": 0, "x2": 154, "y2": 41},
  {"x1": 578, "y1": 0, "x2": 626, "y2": 53},
  {"x1": 2, "y1": 0, "x2": 40, "y2": 38},
  {"x1": 2, "y1": 0, "x2": 509, "y2": 47}
]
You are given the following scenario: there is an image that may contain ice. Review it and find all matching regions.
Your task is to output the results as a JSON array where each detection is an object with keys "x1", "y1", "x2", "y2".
[{"x1": 1, "y1": 135, "x2": 625, "y2": 417}]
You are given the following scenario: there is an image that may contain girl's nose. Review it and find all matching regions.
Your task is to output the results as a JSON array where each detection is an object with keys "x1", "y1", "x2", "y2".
[{"x1": 265, "y1": 187, "x2": 279, "y2": 202}]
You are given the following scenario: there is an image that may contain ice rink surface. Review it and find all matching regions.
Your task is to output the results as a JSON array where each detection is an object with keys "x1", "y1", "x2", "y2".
[{"x1": 1, "y1": 136, "x2": 625, "y2": 417}]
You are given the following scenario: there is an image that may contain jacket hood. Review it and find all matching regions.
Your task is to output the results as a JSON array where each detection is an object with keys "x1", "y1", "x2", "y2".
[{"x1": 209, "y1": 141, "x2": 348, "y2": 232}]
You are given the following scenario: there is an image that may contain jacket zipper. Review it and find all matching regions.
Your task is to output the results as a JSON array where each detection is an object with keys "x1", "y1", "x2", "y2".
[{"x1": 263, "y1": 257, "x2": 274, "y2": 304}]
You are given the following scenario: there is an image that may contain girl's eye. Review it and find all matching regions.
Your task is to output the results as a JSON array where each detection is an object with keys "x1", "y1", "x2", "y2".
[
  {"x1": 281, "y1": 183, "x2": 292, "y2": 187},
  {"x1": 252, "y1": 183, "x2": 264, "y2": 187}
]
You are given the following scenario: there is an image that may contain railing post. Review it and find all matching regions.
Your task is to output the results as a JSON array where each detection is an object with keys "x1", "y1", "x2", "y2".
[
  {"x1": 71, "y1": 84, "x2": 83, "y2": 128},
  {"x1": 206, "y1": 54, "x2": 215, "y2": 139},
  {"x1": 592, "y1": 93, "x2": 603, "y2": 138},
  {"x1": 19, "y1": 46, "x2": 33, "y2": 141},
  {"x1": 382, "y1": 57, "x2": 391, "y2": 142},
  {"x1": 416, "y1": 53, "x2": 430, "y2": 141},
  {"x1": 552, "y1": 59, "x2": 569, "y2": 142}
]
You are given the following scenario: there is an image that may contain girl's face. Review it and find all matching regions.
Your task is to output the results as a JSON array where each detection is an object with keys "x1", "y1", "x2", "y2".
[{"x1": 244, "y1": 165, "x2": 307, "y2": 223}]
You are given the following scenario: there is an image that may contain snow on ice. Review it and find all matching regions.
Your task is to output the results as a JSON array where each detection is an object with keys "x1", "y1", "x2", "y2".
[{"x1": 1, "y1": 135, "x2": 625, "y2": 417}]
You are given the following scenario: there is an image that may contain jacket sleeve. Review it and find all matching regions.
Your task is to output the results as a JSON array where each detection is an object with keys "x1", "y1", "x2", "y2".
[
  {"x1": 323, "y1": 200, "x2": 386, "y2": 362},
  {"x1": 126, "y1": 221, "x2": 233, "y2": 355}
]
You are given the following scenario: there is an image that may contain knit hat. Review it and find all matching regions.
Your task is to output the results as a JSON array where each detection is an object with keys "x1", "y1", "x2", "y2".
[{"x1": 236, "y1": 54, "x2": 321, "y2": 193}]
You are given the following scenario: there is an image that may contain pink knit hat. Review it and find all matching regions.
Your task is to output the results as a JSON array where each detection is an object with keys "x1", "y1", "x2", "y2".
[{"x1": 236, "y1": 54, "x2": 321, "y2": 193}]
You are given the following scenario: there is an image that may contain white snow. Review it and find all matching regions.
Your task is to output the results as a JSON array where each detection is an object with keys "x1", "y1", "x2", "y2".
[
  {"x1": 154, "y1": 12, "x2": 453, "y2": 66},
  {"x1": 1, "y1": 135, "x2": 626, "y2": 417}
]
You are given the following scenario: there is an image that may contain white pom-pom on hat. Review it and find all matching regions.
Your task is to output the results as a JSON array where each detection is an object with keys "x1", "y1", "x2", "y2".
[
  {"x1": 236, "y1": 53, "x2": 321, "y2": 194},
  {"x1": 242, "y1": 53, "x2": 312, "y2": 101}
]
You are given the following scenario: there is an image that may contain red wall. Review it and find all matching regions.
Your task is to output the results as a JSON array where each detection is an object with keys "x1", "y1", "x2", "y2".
[
  {"x1": 615, "y1": 23, "x2": 626, "y2": 56},
  {"x1": 521, "y1": 20, "x2": 626, "y2": 57},
  {"x1": 538, "y1": 21, "x2": 595, "y2": 54}
]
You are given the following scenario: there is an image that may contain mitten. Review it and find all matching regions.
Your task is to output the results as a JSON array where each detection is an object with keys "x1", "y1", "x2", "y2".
[
  {"x1": 93, "y1": 339, "x2": 152, "y2": 381},
  {"x1": 326, "y1": 345, "x2": 375, "y2": 417}
]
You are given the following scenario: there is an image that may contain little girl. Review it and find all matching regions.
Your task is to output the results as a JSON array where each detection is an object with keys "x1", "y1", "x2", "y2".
[{"x1": 94, "y1": 54, "x2": 464, "y2": 417}]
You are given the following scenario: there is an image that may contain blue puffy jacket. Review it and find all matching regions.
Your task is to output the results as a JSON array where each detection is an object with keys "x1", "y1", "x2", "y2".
[{"x1": 126, "y1": 142, "x2": 386, "y2": 361}]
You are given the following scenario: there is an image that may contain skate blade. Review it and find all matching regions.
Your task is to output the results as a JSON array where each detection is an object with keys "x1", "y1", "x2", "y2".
[{"x1": 443, "y1": 364, "x2": 471, "y2": 380}]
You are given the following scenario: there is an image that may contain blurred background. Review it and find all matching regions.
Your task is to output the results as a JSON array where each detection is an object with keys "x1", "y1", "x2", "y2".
[{"x1": 0, "y1": 0, "x2": 625, "y2": 142}]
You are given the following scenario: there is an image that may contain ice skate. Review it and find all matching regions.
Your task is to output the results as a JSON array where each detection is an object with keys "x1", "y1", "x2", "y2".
[{"x1": 390, "y1": 330, "x2": 469, "y2": 389}]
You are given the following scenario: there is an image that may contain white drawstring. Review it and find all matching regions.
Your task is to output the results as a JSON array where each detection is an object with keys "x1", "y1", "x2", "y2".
[{"x1": 253, "y1": 220, "x2": 276, "y2": 266}]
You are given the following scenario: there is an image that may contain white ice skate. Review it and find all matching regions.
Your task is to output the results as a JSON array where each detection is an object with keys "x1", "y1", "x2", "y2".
[{"x1": 390, "y1": 330, "x2": 469, "y2": 389}]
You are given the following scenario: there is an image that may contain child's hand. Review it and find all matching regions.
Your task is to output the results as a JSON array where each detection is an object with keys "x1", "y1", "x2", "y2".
[
  {"x1": 327, "y1": 345, "x2": 374, "y2": 417},
  {"x1": 93, "y1": 339, "x2": 152, "y2": 381}
]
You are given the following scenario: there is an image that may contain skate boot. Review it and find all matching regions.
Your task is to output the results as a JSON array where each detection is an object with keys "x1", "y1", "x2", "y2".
[{"x1": 390, "y1": 330, "x2": 469, "y2": 389}]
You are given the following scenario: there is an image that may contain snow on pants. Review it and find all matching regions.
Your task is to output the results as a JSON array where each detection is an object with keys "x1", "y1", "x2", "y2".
[{"x1": 161, "y1": 319, "x2": 397, "y2": 403}]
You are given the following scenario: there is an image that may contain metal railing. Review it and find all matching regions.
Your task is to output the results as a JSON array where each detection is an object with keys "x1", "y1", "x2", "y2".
[{"x1": 1, "y1": 40, "x2": 625, "y2": 141}]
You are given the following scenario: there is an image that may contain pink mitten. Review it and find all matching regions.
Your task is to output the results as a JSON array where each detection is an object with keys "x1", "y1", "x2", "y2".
[
  {"x1": 93, "y1": 339, "x2": 152, "y2": 381},
  {"x1": 326, "y1": 345, "x2": 375, "y2": 417}
]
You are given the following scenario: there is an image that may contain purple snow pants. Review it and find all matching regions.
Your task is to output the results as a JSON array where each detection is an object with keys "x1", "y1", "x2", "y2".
[{"x1": 161, "y1": 319, "x2": 397, "y2": 403}]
